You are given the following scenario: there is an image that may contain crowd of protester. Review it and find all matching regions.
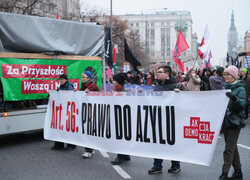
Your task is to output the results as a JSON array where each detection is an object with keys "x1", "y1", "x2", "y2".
[{"x1": 49, "y1": 65, "x2": 249, "y2": 180}]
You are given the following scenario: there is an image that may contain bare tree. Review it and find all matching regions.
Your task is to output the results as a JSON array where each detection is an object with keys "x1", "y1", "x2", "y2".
[
  {"x1": 0, "y1": 0, "x2": 18, "y2": 13},
  {"x1": 79, "y1": 1, "x2": 106, "y2": 23},
  {"x1": 0, "y1": 0, "x2": 43, "y2": 16},
  {"x1": 102, "y1": 16, "x2": 146, "y2": 69}
]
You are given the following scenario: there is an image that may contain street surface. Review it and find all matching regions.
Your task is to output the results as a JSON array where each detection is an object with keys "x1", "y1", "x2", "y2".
[{"x1": 0, "y1": 119, "x2": 250, "y2": 180}]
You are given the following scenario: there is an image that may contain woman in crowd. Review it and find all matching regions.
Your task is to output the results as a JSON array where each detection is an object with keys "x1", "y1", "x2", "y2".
[
  {"x1": 145, "y1": 72, "x2": 156, "y2": 86},
  {"x1": 184, "y1": 68, "x2": 201, "y2": 91},
  {"x1": 219, "y1": 65, "x2": 246, "y2": 180}
]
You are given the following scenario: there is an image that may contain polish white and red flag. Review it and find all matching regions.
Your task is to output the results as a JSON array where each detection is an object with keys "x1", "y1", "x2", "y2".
[{"x1": 198, "y1": 25, "x2": 210, "y2": 59}]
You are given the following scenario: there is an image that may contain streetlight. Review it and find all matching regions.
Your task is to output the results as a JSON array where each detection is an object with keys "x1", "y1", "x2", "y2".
[{"x1": 145, "y1": 8, "x2": 167, "y2": 72}]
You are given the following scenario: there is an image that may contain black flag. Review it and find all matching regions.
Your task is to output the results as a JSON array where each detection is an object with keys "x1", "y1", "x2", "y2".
[
  {"x1": 105, "y1": 27, "x2": 113, "y2": 68},
  {"x1": 124, "y1": 39, "x2": 141, "y2": 68},
  {"x1": 226, "y1": 53, "x2": 229, "y2": 62}
]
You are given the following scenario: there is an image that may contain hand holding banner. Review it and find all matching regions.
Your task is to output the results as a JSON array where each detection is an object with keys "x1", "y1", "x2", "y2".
[{"x1": 44, "y1": 90, "x2": 229, "y2": 166}]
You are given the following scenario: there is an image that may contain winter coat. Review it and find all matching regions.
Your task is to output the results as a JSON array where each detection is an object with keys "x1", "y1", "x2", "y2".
[
  {"x1": 57, "y1": 81, "x2": 74, "y2": 91},
  {"x1": 225, "y1": 81, "x2": 246, "y2": 114},
  {"x1": 245, "y1": 76, "x2": 250, "y2": 106},
  {"x1": 222, "y1": 81, "x2": 246, "y2": 130},
  {"x1": 209, "y1": 75, "x2": 225, "y2": 90},
  {"x1": 154, "y1": 77, "x2": 178, "y2": 91},
  {"x1": 145, "y1": 78, "x2": 156, "y2": 85},
  {"x1": 185, "y1": 75, "x2": 201, "y2": 91},
  {"x1": 80, "y1": 81, "x2": 99, "y2": 91}
]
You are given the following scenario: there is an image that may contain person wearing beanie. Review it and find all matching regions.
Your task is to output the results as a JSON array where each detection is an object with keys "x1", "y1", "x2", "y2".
[
  {"x1": 209, "y1": 67, "x2": 225, "y2": 90},
  {"x1": 239, "y1": 68, "x2": 248, "y2": 82},
  {"x1": 80, "y1": 71, "x2": 99, "y2": 158},
  {"x1": 110, "y1": 73, "x2": 131, "y2": 165},
  {"x1": 219, "y1": 65, "x2": 246, "y2": 180},
  {"x1": 51, "y1": 74, "x2": 76, "y2": 150},
  {"x1": 80, "y1": 71, "x2": 99, "y2": 92},
  {"x1": 223, "y1": 65, "x2": 238, "y2": 80},
  {"x1": 84, "y1": 71, "x2": 92, "y2": 79}
]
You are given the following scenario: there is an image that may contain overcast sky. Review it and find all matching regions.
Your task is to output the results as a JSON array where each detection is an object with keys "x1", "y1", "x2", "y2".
[{"x1": 83, "y1": 0, "x2": 250, "y2": 66}]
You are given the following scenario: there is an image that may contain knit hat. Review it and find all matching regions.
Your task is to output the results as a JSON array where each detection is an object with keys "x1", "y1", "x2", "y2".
[
  {"x1": 216, "y1": 67, "x2": 224, "y2": 75},
  {"x1": 224, "y1": 65, "x2": 238, "y2": 80},
  {"x1": 84, "y1": 71, "x2": 92, "y2": 79},
  {"x1": 59, "y1": 74, "x2": 68, "y2": 80},
  {"x1": 113, "y1": 74, "x2": 125, "y2": 85},
  {"x1": 241, "y1": 68, "x2": 247, "y2": 74}
]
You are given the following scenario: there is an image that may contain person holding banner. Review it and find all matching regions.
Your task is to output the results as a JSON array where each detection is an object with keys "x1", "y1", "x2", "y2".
[
  {"x1": 80, "y1": 71, "x2": 100, "y2": 158},
  {"x1": 51, "y1": 74, "x2": 76, "y2": 150},
  {"x1": 148, "y1": 66, "x2": 181, "y2": 174},
  {"x1": 110, "y1": 73, "x2": 131, "y2": 165},
  {"x1": 219, "y1": 65, "x2": 246, "y2": 180}
]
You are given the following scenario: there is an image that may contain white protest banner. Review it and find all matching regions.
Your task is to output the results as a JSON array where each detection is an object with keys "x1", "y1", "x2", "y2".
[{"x1": 44, "y1": 90, "x2": 229, "y2": 166}]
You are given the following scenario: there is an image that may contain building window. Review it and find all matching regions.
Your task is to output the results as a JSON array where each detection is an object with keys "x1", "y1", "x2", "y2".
[
  {"x1": 166, "y1": 21, "x2": 170, "y2": 26},
  {"x1": 151, "y1": 45, "x2": 155, "y2": 51},
  {"x1": 151, "y1": 22, "x2": 154, "y2": 27},
  {"x1": 151, "y1": 52, "x2": 155, "y2": 57},
  {"x1": 135, "y1": 30, "x2": 139, "y2": 36},
  {"x1": 161, "y1": 21, "x2": 164, "y2": 26},
  {"x1": 151, "y1": 29, "x2": 154, "y2": 36},
  {"x1": 167, "y1": 52, "x2": 170, "y2": 57},
  {"x1": 167, "y1": 36, "x2": 170, "y2": 43},
  {"x1": 161, "y1": 37, "x2": 165, "y2": 42},
  {"x1": 131, "y1": 23, "x2": 133, "y2": 27},
  {"x1": 161, "y1": 29, "x2": 165, "y2": 35},
  {"x1": 166, "y1": 29, "x2": 170, "y2": 36},
  {"x1": 151, "y1": 37, "x2": 154, "y2": 44},
  {"x1": 136, "y1": 23, "x2": 139, "y2": 27},
  {"x1": 167, "y1": 44, "x2": 170, "y2": 51}
]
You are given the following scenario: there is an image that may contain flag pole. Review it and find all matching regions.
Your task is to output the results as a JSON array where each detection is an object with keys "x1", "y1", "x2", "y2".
[{"x1": 190, "y1": 50, "x2": 198, "y2": 68}]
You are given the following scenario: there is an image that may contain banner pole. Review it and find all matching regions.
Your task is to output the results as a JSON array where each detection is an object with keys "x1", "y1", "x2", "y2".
[
  {"x1": 102, "y1": 50, "x2": 106, "y2": 93},
  {"x1": 190, "y1": 50, "x2": 199, "y2": 68}
]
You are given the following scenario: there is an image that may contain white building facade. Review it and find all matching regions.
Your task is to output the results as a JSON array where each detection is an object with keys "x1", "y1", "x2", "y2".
[{"x1": 119, "y1": 11, "x2": 198, "y2": 66}]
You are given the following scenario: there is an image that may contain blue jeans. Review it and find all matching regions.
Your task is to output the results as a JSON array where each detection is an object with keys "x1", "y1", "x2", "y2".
[{"x1": 153, "y1": 159, "x2": 180, "y2": 169}]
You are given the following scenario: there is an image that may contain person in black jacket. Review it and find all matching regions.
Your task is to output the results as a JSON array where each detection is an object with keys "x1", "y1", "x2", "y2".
[
  {"x1": 51, "y1": 74, "x2": 76, "y2": 150},
  {"x1": 148, "y1": 66, "x2": 181, "y2": 175}
]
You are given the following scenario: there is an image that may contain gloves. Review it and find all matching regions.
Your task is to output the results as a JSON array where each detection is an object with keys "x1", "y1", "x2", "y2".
[{"x1": 226, "y1": 92, "x2": 237, "y2": 101}]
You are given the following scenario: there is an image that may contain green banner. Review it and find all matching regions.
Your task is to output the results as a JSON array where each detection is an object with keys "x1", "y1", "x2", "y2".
[{"x1": 0, "y1": 57, "x2": 102, "y2": 101}]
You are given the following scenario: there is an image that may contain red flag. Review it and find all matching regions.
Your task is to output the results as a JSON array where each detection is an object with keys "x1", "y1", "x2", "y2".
[
  {"x1": 56, "y1": 12, "x2": 59, "y2": 19},
  {"x1": 186, "y1": 66, "x2": 189, "y2": 72},
  {"x1": 173, "y1": 64, "x2": 175, "y2": 70},
  {"x1": 173, "y1": 30, "x2": 189, "y2": 73},
  {"x1": 112, "y1": 44, "x2": 118, "y2": 64}
]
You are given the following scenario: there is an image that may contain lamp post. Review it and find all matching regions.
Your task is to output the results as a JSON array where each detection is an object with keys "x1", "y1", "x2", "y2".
[{"x1": 145, "y1": 13, "x2": 148, "y2": 72}]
